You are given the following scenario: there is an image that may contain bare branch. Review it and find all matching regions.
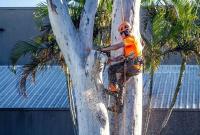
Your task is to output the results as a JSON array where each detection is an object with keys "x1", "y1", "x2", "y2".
[
  {"x1": 47, "y1": 0, "x2": 83, "y2": 67},
  {"x1": 79, "y1": 0, "x2": 99, "y2": 50}
]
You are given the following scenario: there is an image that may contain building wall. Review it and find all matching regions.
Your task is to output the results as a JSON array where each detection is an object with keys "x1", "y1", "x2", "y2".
[
  {"x1": 144, "y1": 109, "x2": 200, "y2": 135},
  {"x1": 1, "y1": 108, "x2": 199, "y2": 135},
  {"x1": 0, "y1": 109, "x2": 75, "y2": 135},
  {"x1": 0, "y1": 7, "x2": 40, "y2": 65}
]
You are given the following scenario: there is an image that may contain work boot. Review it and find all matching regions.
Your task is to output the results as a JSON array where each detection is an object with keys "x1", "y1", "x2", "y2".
[
  {"x1": 104, "y1": 89, "x2": 118, "y2": 97},
  {"x1": 109, "y1": 83, "x2": 119, "y2": 92},
  {"x1": 104, "y1": 87, "x2": 119, "y2": 97},
  {"x1": 107, "y1": 105, "x2": 123, "y2": 113}
]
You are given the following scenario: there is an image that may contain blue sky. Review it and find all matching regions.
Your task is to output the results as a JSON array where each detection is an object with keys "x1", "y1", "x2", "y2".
[{"x1": 0, "y1": 0, "x2": 46, "y2": 7}]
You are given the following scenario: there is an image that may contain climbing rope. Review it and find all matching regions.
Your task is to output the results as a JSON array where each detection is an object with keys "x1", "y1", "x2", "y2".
[
  {"x1": 114, "y1": 0, "x2": 126, "y2": 135},
  {"x1": 120, "y1": 0, "x2": 128, "y2": 134},
  {"x1": 122, "y1": 60, "x2": 127, "y2": 135},
  {"x1": 112, "y1": 0, "x2": 126, "y2": 134},
  {"x1": 120, "y1": 0, "x2": 125, "y2": 22},
  {"x1": 112, "y1": 0, "x2": 125, "y2": 133}
]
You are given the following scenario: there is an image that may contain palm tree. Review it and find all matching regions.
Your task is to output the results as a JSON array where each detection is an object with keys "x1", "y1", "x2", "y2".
[
  {"x1": 142, "y1": 0, "x2": 200, "y2": 134},
  {"x1": 157, "y1": 0, "x2": 200, "y2": 133},
  {"x1": 141, "y1": 1, "x2": 168, "y2": 134}
]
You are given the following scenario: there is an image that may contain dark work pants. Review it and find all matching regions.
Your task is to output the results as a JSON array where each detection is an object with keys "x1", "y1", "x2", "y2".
[{"x1": 108, "y1": 60, "x2": 137, "y2": 90}]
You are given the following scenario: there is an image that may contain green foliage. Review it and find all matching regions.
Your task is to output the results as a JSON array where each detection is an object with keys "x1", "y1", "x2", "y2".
[
  {"x1": 152, "y1": 8, "x2": 172, "y2": 44},
  {"x1": 33, "y1": 0, "x2": 112, "y2": 46},
  {"x1": 94, "y1": 0, "x2": 113, "y2": 46},
  {"x1": 68, "y1": 0, "x2": 85, "y2": 28},
  {"x1": 143, "y1": 45, "x2": 162, "y2": 71},
  {"x1": 10, "y1": 41, "x2": 41, "y2": 65},
  {"x1": 34, "y1": 2, "x2": 49, "y2": 28},
  {"x1": 150, "y1": 0, "x2": 200, "y2": 60},
  {"x1": 33, "y1": 1, "x2": 85, "y2": 29},
  {"x1": 131, "y1": 0, "x2": 199, "y2": 72},
  {"x1": 141, "y1": 0, "x2": 159, "y2": 6},
  {"x1": 10, "y1": 39, "x2": 65, "y2": 94}
]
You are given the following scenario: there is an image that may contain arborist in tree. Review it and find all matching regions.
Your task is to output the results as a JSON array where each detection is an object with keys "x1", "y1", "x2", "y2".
[{"x1": 101, "y1": 21, "x2": 143, "y2": 95}]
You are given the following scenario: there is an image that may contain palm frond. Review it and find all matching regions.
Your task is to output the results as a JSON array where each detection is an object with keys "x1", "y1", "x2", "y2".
[
  {"x1": 19, "y1": 62, "x2": 39, "y2": 96},
  {"x1": 10, "y1": 41, "x2": 41, "y2": 65},
  {"x1": 68, "y1": 0, "x2": 85, "y2": 28},
  {"x1": 18, "y1": 49, "x2": 64, "y2": 96},
  {"x1": 141, "y1": 0, "x2": 159, "y2": 6},
  {"x1": 152, "y1": 8, "x2": 172, "y2": 44},
  {"x1": 94, "y1": 0, "x2": 112, "y2": 46},
  {"x1": 33, "y1": 2, "x2": 49, "y2": 28}
]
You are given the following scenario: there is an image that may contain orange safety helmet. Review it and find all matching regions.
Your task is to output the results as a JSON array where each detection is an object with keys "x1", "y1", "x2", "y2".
[{"x1": 118, "y1": 21, "x2": 132, "y2": 33}]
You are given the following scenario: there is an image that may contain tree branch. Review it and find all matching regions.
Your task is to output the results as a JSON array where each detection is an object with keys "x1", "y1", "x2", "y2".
[
  {"x1": 130, "y1": 0, "x2": 141, "y2": 36},
  {"x1": 47, "y1": 0, "x2": 83, "y2": 68},
  {"x1": 79, "y1": 0, "x2": 99, "y2": 50}
]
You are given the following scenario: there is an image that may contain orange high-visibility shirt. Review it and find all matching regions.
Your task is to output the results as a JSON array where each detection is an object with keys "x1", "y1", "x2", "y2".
[{"x1": 123, "y1": 35, "x2": 142, "y2": 58}]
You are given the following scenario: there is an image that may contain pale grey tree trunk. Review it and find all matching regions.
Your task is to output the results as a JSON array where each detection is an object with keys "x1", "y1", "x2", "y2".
[
  {"x1": 47, "y1": 0, "x2": 109, "y2": 135},
  {"x1": 111, "y1": 0, "x2": 143, "y2": 135},
  {"x1": 47, "y1": 0, "x2": 142, "y2": 135}
]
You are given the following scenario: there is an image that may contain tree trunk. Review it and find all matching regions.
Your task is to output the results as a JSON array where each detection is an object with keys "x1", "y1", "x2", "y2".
[
  {"x1": 143, "y1": 68, "x2": 154, "y2": 135},
  {"x1": 47, "y1": 1, "x2": 109, "y2": 135},
  {"x1": 111, "y1": 0, "x2": 142, "y2": 135},
  {"x1": 47, "y1": 0, "x2": 142, "y2": 135},
  {"x1": 159, "y1": 56, "x2": 186, "y2": 134}
]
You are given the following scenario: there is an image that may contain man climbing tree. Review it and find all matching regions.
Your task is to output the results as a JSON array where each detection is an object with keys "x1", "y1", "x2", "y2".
[{"x1": 101, "y1": 21, "x2": 143, "y2": 112}]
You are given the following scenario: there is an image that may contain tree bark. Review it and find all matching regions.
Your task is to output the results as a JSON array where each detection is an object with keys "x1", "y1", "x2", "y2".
[
  {"x1": 111, "y1": 0, "x2": 142, "y2": 135},
  {"x1": 47, "y1": 1, "x2": 109, "y2": 135}
]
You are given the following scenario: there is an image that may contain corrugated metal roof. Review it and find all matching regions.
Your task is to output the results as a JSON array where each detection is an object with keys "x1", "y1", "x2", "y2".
[
  {"x1": 0, "y1": 66, "x2": 68, "y2": 108},
  {"x1": 143, "y1": 65, "x2": 200, "y2": 109},
  {"x1": 0, "y1": 65, "x2": 199, "y2": 109}
]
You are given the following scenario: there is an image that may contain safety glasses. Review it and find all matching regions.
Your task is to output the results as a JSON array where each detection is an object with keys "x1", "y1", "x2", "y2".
[{"x1": 120, "y1": 30, "x2": 130, "y2": 36}]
